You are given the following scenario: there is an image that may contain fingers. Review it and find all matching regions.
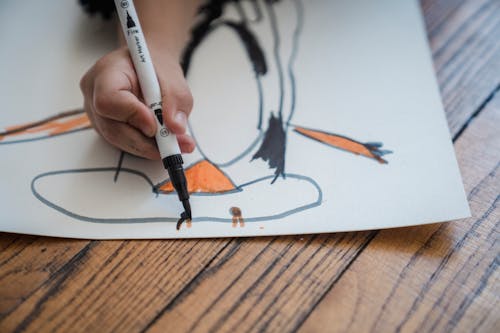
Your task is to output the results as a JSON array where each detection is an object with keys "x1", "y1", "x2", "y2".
[
  {"x1": 92, "y1": 110, "x2": 195, "y2": 158},
  {"x1": 176, "y1": 134, "x2": 196, "y2": 153},
  {"x1": 93, "y1": 71, "x2": 157, "y2": 137},
  {"x1": 93, "y1": 74, "x2": 195, "y2": 155},
  {"x1": 81, "y1": 48, "x2": 196, "y2": 160},
  {"x1": 93, "y1": 113, "x2": 160, "y2": 160},
  {"x1": 159, "y1": 73, "x2": 194, "y2": 136},
  {"x1": 92, "y1": 66, "x2": 194, "y2": 139}
]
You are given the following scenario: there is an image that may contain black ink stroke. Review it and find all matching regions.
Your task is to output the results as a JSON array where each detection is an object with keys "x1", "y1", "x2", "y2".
[
  {"x1": 113, "y1": 151, "x2": 126, "y2": 182},
  {"x1": 223, "y1": 21, "x2": 268, "y2": 76},
  {"x1": 252, "y1": 113, "x2": 286, "y2": 183}
]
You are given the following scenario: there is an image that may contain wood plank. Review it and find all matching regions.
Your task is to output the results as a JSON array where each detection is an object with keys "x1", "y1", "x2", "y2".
[
  {"x1": 144, "y1": 233, "x2": 375, "y2": 333},
  {"x1": 423, "y1": 0, "x2": 500, "y2": 135},
  {"x1": 421, "y1": 0, "x2": 463, "y2": 32},
  {"x1": 298, "y1": 94, "x2": 500, "y2": 333},
  {"x1": 0, "y1": 239, "x2": 229, "y2": 332},
  {"x1": 0, "y1": 235, "x2": 90, "y2": 318}
]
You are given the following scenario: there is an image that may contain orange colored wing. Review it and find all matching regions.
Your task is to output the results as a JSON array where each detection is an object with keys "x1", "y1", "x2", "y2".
[
  {"x1": 0, "y1": 110, "x2": 90, "y2": 143},
  {"x1": 294, "y1": 126, "x2": 391, "y2": 163}
]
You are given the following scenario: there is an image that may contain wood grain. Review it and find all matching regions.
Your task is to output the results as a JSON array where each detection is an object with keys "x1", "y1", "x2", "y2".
[
  {"x1": 0, "y1": 236, "x2": 89, "y2": 317},
  {"x1": 0, "y1": 239, "x2": 230, "y2": 332},
  {"x1": 0, "y1": 0, "x2": 498, "y2": 332},
  {"x1": 145, "y1": 233, "x2": 376, "y2": 333},
  {"x1": 422, "y1": 0, "x2": 500, "y2": 136}
]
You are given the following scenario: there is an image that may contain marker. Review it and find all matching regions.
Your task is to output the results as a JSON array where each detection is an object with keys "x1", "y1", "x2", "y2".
[{"x1": 114, "y1": 0, "x2": 191, "y2": 220}]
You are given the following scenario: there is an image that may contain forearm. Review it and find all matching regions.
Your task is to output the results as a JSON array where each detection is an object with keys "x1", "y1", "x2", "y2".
[{"x1": 118, "y1": 0, "x2": 202, "y2": 62}]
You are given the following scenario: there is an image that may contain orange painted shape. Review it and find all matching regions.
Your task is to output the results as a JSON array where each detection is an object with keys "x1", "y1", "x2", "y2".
[
  {"x1": 47, "y1": 115, "x2": 91, "y2": 136},
  {"x1": 1, "y1": 114, "x2": 90, "y2": 142},
  {"x1": 159, "y1": 160, "x2": 236, "y2": 194},
  {"x1": 294, "y1": 127, "x2": 384, "y2": 162}
]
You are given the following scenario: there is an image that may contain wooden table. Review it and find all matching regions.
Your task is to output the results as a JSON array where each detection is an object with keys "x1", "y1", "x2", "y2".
[{"x1": 1, "y1": 0, "x2": 498, "y2": 332}]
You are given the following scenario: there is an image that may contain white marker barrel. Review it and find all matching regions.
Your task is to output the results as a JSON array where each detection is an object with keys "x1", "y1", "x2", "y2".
[{"x1": 114, "y1": 0, "x2": 181, "y2": 158}]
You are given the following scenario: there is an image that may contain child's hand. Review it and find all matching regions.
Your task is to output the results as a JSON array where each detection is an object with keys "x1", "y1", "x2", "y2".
[{"x1": 80, "y1": 47, "x2": 195, "y2": 160}]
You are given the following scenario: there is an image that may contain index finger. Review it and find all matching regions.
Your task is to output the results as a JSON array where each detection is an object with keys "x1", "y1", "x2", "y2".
[{"x1": 93, "y1": 71, "x2": 157, "y2": 137}]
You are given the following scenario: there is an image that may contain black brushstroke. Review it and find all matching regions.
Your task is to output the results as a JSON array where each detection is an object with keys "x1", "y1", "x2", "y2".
[
  {"x1": 78, "y1": 0, "x2": 115, "y2": 19},
  {"x1": 181, "y1": 0, "x2": 230, "y2": 75},
  {"x1": 181, "y1": 1, "x2": 268, "y2": 77},
  {"x1": 223, "y1": 21, "x2": 268, "y2": 75},
  {"x1": 252, "y1": 113, "x2": 286, "y2": 182},
  {"x1": 113, "y1": 151, "x2": 125, "y2": 182}
]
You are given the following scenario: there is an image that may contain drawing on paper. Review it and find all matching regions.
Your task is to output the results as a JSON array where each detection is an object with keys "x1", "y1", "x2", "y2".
[
  {"x1": 0, "y1": 110, "x2": 90, "y2": 145},
  {"x1": 0, "y1": 0, "x2": 392, "y2": 229}
]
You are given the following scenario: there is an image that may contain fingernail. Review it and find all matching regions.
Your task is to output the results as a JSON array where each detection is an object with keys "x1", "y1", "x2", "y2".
[{"x1": 175, "y1": 112, "x2": 187, "y2": 129}]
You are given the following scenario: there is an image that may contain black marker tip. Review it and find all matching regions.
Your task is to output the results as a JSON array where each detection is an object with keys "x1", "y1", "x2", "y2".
[
  {"x1": 163, "y1": 154, "x2": 191, "y2": 227},
  {"x1": 182, "y1": 199, "x2": 192, "y2": 220}
]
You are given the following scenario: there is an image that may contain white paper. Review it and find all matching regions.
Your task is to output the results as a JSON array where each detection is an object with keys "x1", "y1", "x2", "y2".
[{"x1": 0, "y1": 0, "x2": 470, "y2": 239}]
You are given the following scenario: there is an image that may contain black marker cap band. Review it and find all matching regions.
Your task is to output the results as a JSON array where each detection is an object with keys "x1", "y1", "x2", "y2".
[
  {"x1": 162, "y1": 154, "x2": 183, "y2": 169},
  {"x1": 163, "y1": 154, "x2": 189, "y2": 202}
]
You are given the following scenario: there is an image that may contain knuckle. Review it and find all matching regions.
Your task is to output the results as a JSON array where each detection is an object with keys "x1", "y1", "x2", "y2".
[
  {"x1": 173, "y1": 85, "x2": 194, "y2": 113},
  {"x1": 179, "y1": 85, "x2": 193, "y2": 104},
  {"x1": 79, "y1": 74, "x2": 88, "y2": 93}
]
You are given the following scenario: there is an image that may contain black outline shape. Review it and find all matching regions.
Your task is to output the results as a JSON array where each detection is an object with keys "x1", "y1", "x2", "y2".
[
  {"x1": 185, "y1": 18, "x2": 268, "y2": 167},
  {"x1": 31, "y1": 168, "x2": 322, "y2": 224}
]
